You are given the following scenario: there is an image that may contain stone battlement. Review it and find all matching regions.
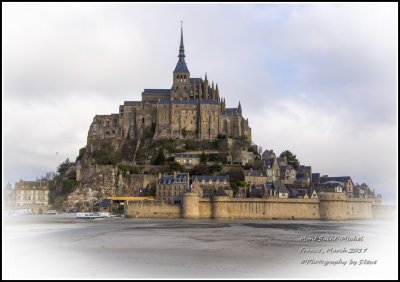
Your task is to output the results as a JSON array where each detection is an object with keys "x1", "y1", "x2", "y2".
[{"x1": 126, "y1": 192, "x2": 383, "y2": 220}]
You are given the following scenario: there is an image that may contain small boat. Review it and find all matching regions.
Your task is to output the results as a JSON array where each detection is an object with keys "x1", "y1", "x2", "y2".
[
  {"x1": 76, "y1": 212, "x2": 105, "y2": 219},
  {"x1": 97, "y1": 212, "x2": 118, "y2": 218},
  {"x1": 45, "y1": 210, "x2": 58, "y2": 215}
]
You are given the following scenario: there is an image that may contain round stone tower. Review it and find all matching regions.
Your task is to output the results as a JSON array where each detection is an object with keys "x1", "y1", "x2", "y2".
[
  {"x1": 318, "y1": 192, "x2": 348, "y2": 220},
  {"x1": 182, "y1": 192, "x2": 200, "y2": 219},
  {"x1": 212, "y1": 195, "x2": 230, "y2": 219}
]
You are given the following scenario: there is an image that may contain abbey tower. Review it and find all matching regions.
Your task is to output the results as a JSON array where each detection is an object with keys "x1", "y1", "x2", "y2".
[{"x1": 87, "y1": 25, "x2": 251, "y2": 145}]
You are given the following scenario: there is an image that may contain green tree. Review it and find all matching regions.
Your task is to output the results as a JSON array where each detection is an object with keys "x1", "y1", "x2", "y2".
[
  {"x1": 93, "y1": 143, "x2": 118, "y2": 165},
  {"x1": 200, "y1": 151, "x2": 209, "y2": 163},
  {"x1": 181, "y1": 128, "x2": 188, "y2": 138},
  {"x1": 57, "y1": 158, "x2": 72, "y2": 174},
  {"x1": 154, "y1": 150, "x2": 166, "y2": 165},
  {"x1": 169, "y1": 161, "x2": 185, "y2": 172},
  {"x1": 192, "y1": 163, "x2": 210, "y2": 175},
  {"x1": 76, "y1": 147, "x2": 86, "y2": 162},
  {"x1": 53, "y1": 195, "x2": 67, "y2": 211},
  {"x1": 279, "y1": 150, "x2": 300, "y2": 169},
  {"x1": 230, "y1": 182, "x2": 238, "y2": 189},
  {"x1": 209, "y1": 163, "x2": 223, "y2": 174}
]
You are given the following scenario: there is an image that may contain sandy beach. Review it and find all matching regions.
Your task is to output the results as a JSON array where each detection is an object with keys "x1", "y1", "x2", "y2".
[{"x1": 3, "y1": 214, "x2": 397, "y2": 279}]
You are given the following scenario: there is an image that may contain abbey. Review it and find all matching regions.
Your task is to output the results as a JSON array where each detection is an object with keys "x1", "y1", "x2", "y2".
[{"x1": 88, "y1": 26, "x2": 251, "y2": 143}]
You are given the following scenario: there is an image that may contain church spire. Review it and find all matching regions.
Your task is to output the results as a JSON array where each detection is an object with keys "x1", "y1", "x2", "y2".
[
  {"x1": 179, "y1": 21, "x2": 185, "y2": 58},
  {"x1": 174, "y1": 21, "x2": 189, "y2": 73},
  {"x1": 238, "y1": 101, "x2": 242, "y2": 115}
]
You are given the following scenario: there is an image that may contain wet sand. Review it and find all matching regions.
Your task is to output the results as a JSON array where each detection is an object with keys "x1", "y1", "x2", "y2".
[{"x1": 3, "y1": 214, "x2": 397, "y2": 279}]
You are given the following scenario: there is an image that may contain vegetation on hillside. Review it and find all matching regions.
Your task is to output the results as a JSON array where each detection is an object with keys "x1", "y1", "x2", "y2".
[{"x1": 279, "y1": 150, "x2": 300, "y2": 169}]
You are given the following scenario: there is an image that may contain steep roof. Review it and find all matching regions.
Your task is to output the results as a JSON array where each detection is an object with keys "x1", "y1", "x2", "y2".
[
  {"x1": 175, "y1": 153, "x2": 199, "y2": 158},
  {"x1": 158, "y1": 100, "x2": 219, "y2": 105},
  {"x1": 142, "y1": 89, "x2": 171, "y2": 95},
  {"x1": 273, "y1": 181, "x2": 289, "y2": 194},
  {"x1": 173, "y1": 24, "x2": 189, "y2": 73},
  {"x1": 158, "y1": 173, "x2": 189, "y2": 185},
  {"x1": 327, "y1": 176, "x2": 353, "y2": 183},
  {"x1": 215, "y1": 188, "x2": 228, "y2": 196},
  {"x1": 189, "y1": 78, "x2": 203, "y2": 84},
  {"x1": 193, "y1": 175, "x2": 229, "y2": 182}
]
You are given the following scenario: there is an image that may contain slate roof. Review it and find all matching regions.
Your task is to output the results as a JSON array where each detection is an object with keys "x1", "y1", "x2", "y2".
[
  {"x1": 100, "y1": 199, "x2": 111, "y2": 208},
  {"x1": 296, "y1": 173, "x2": 305, "y2": 178},
  {"x1": 215, "y1": 188, "x2": 228, "y2": 196},
  {"x1": 224, "y1": 108, "x2": 238, "y2": 115},
  {"x1": 249, "y1": 186, "x2": 264, "y2": 198},
  {"x1": 312, "y1": 173, "x2": 320, "y2": 181},
  {"x1": 158, "y1": 173, "x2": 189, "y2": 185},
  {"x1": 158, "y1": 100, "x2": 219, "y2": 105},
  {"x1": 189, "y1": 78, "x2": 204, "y2": 84},
  {"x1": 175, "y1": 153, "x2": 200, "y2": 158},
  {"x1": 244, "y1": 170, "x2": 265, "y2": 177},
  {"x1": 174, "y1": 57, "x2": 189, "y2": 73},
  {"x1": 326, "y1": 176, "x2": 353, "y2": 184},
  {"x1": 263, "y1": 158, "x2": 276, "y2": 167},
  {"x1": 193, "y1": 175, "x2": 229, "y2": 182},
  {"x1": 235, "y1": 187, "x2": 246, "y2": 198},
  {"x1": 123, "y1": 101, "x2": 141, "y2": 106},
  {"x1": 273, "y1": 181, "x2": 289, "y2": 194},
  {"x1": 142, "y1": 89, "x2": 171, "y2": 95}
]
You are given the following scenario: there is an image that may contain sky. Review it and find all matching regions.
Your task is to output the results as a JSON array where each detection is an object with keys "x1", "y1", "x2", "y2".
[{"x1": 2, "y1": 3, "x2": 398, "y2": 203}]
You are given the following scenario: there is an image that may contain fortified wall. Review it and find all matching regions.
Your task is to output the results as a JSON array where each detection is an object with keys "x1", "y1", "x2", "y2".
[{"x1": 126, "y1": 192, "x2": 382, "y2": 220}]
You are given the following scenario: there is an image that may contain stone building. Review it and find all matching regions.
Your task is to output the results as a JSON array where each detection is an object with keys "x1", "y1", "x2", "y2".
[
  {"x1": 274, "y1": 181, "x2": 289, "y2": 198},
  {"x1": 261, "y1": 149, "x2": 276, "y2": 160},
  {"x1": 233, "y1": 151, "x2": 255, "y2": 166},
  {"x1": 156, "y1": 172, "x2": 189, "y2": 204},
  {"x1": 279, "y1": 164, "x2": 297, "y2": 184},
  {"x1": 261, "y1": 157, "x2": 281, "y2": 182},
  {"x1": 192, "y1": 175, "x2": 230, "y2": 198},
  {"x1": 14, "y1": 180, "x2": 49, "y2": 214},
  {"x1": 4, "y1": 183, "x2": 15, "y2": 212},
  {"x1": 244, "y1": 170, "x2": 267, "y2": 186},
  {"x1": 296, "y1": 165, "x2": 312, "y2": 186},
  {"x1": 174, "y1": 153, "x2": 200, "y2": 168},
  {"x1": 316, "y1": 181, "x2": 344, "y2": 193},
  {"x1": 320, "y1": 176, "x2": 354, "y2": 196},
  {"x1": 86, "y1": 25, "x2": 251, "y2": 153}
]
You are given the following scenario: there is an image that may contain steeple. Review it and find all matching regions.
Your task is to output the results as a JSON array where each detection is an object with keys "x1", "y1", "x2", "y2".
[
  {"x1": 216, "y1": 83, "x2": 220, "y2": 102},
  {"x1": 238, "y1": 101, "x2": 242, "y2": 115},
  {"x1": 174, "y1": 22, "x2": 189, "y2": 73},
  {"x1": 204, "y1": 73, "x2": 209, "y2": 100},
  {"x1": 211, "y1": 81, "x2": 215, "y2": 100}
]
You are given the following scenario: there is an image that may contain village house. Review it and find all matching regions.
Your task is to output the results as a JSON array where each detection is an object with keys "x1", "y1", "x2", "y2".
[
  {"x1": 156, "y1": 172, "x2": 189, "y2": 204},
  {"x1": 174, "y1": 153, "x2": 200, "y2": 168}
]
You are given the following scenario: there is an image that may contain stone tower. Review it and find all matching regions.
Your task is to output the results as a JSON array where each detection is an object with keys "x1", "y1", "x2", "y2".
[{"x1": 172, "y1": 22, "x2": 190, "y2": 100}]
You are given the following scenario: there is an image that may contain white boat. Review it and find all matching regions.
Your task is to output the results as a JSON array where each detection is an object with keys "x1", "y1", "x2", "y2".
[
  {"x1": 45, "y1": 210, "x2": 58, "y2": 215},
  {"x1": 97, "y1": 212, "x2": 118, "y2": 218},
  {"x1": 76, "y1": 212, "x2": 105, "y2": 219}
]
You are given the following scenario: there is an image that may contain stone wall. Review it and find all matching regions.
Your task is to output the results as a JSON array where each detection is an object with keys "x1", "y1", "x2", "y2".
[
  {"x1": 126, "y1": 192, "x2": 377, "y2": 220},
  {"x1": 65, "y1": 167, "x2": 117, "y2": 211},
  {"x1": 125, "y1": 200, "x2": 181, "y2": 218},
  {"x1": 318, "y1": 192, "x2": 373, "y2": 220},
  {"x1": 372, "y1": 204, "x2": 396, "y2": 219},
  {"x1": 119, "y1": 174, "x2": 159, "y2": 196},
  {"x1": 195, "y1": 197, "x2": 320, "y2": 219},
  {"x1": 77, "y1": 164, "x2": 114, "y2": 182}
]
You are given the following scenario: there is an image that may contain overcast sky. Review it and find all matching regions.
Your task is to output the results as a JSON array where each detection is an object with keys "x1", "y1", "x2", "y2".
[{"x1": 3, "y1": 3, "x2": 398, "y2": 203}]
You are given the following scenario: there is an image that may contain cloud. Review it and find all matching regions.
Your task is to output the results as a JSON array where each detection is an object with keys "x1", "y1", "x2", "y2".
[{"x1": 3, "y1": 3, "x2": 397, "y2": 202}]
